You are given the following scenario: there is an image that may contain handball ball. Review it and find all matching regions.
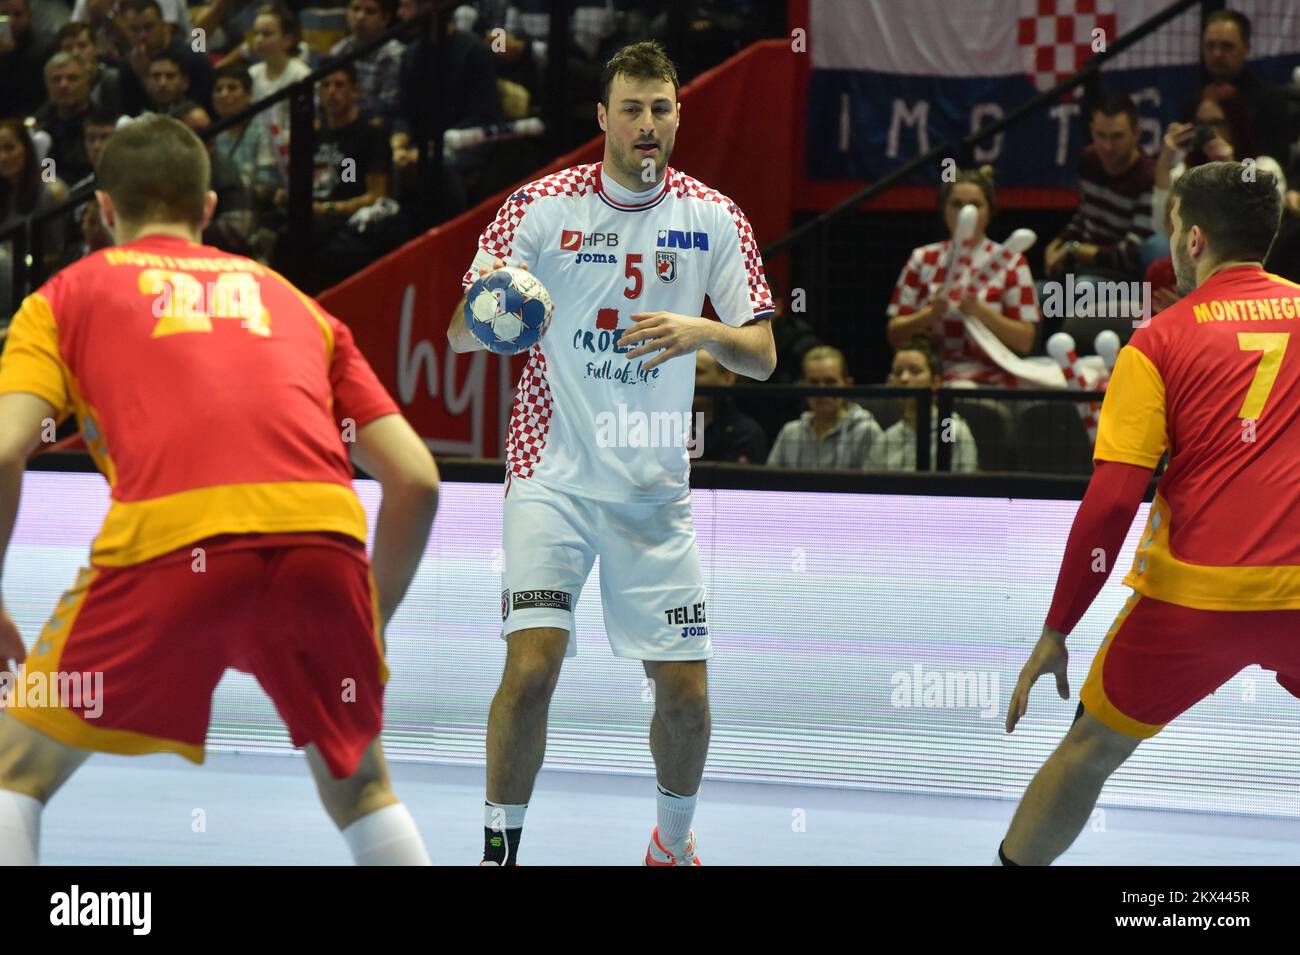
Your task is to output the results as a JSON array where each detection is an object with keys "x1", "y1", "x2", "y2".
[{"x1": 465, "y1": 266, "x2": 554, "y2": 355}]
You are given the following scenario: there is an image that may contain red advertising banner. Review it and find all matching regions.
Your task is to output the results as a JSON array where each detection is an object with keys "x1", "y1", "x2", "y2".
[{"x1": 318, "y1": 39, "x2": 796, "y2": 456}]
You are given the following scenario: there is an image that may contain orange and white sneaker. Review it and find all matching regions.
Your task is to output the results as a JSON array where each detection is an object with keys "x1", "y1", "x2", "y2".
[{"x1": 644, "y1": 827, "x2": 702, "y2": 866}]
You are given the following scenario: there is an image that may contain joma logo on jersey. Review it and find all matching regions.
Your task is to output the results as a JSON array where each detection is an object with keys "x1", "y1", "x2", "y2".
[
  {"x1": 560, "y1": 230, "x2": 619, "y2": 250},
  {"x1": 657, "y1": 229, "x2": 709, "y2": 251}
]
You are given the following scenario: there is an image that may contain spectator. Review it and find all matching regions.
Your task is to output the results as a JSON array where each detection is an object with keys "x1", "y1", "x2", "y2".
[
  {"x1": 69, "y1": 0, "x2": 129, "y2": 62},
  {"x1": 72, "y1": 0, "x2": 191, "y2": 42},
  {"x1": 767, "y1": 346, "x2": 882, "y2": 470},
  {"x1": 1043, "y1": 94, "x2": 1156, "y2": 284},
  {"x1": 0, "y1": 0, "x2": 52, "y2": 119},
  {"x1": 212, "y1": 64, "x2": 282, "y2": 207},
  {"x1": 869, "y1": 336, "x2": 978, "y2": 473},
  {"x1": 887, "y1": 166, "x2": 1039, "y2": 387},
  {"x1": 1178, "y1": 10, "x2": 1295, "y2": 167},
  {"x1": 194, "y1": 0, "x2": 263, "y2": 58},
  {"x1": 56, "y1": 20, "x2": 124, "y2": 113},
  {"x1": 33, "y1": 51, "x2": 95, "y2": 184},
  {"x1": 1148, "y1": 100, "x2": 1287, "y2": 312},
  {"x1": 118, "y1": 0, "x2": 214, "y2": 115},
  {"x1": 0, "y1": 118, "x2": 68, "y2": 311},
  {"x1": 693, "y1": 350, "x2": 766, "y2": 464},
  {"x1": 328, "y1": 0, "x2": 405, "y2": 121},
  {"x1": 247, "y1": 6, "x2": 311, "y2": 182},
  {"x1": 81, "y1": 106, "x2": 117, "y2": 170},
  {"x1": 273, "y1": 64, "x2": 398, "y2": 293},
  {"x1": 179, "y1": 104, "x2": 255, "y2": 254},
  {"x1": 393, "y1": 0, "x2": 501, "y2": 214},
  {"x1": 142, "y1": 49, "x2": 197, "y2": 116},
  {"x1": 58, "y1": 193, "x2": 111, "y2": 266}
]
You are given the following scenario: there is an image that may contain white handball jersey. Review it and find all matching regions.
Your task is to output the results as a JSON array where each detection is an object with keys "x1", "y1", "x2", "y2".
[{"x1": 463, "y1": 162, "x2": 774, "y2": 502}]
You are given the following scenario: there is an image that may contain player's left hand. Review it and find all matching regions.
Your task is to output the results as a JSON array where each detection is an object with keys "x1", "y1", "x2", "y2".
[
  {"x1": 0, "y1": 606, "x2": 25, "y2": 674},
  {"x1": 1005, "y1": 626, "x2": 1069, "y2": 733},
  {"x1": 622, "y1": 312, "x2": 714, "y2": 372}
]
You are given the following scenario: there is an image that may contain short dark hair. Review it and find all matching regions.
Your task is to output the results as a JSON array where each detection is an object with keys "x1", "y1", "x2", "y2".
[
  {"x1": 1171, "y1": 160, "x2": 1281, "y2": 262},
  {"x1": 214, "y1": 63, "x2": 253, "y2": 92},
  {"x1": 600, "y1": 40, "x2": 680, "y2": 107},
  {"x1": 85, "y1": 108, "x2": 122, "y2": 128},
  {"x1": 1205, "y1": 9, "x2": 1250, "y2": 46},
  {"x1": 899, "y1": 334, "x2": 942, "y2": 377},
  {"x1": 1089, "y1": 92, "x2": 1139, "y2": 128},
  {"x1": 98, "y1": 114, "x2": 210, "y2": 227},
  {"x1": 350, "y1": 0, "x2": 396, "y2": 24},
  {"x1": 256, "y1": 4, "x2": 300, "y2": 44},
  {"x1": 125, "y1": 0, "x2": 164, "y2": 19},
  {"x1": 148, "y1": 49, "x2": 184, "y2": 71},
  {"x1": 56, "y1": 20, "x2": 94, "y2": 43},
  {"x1": 323, "y1": 62, "x2": 358, "y2": 86}
]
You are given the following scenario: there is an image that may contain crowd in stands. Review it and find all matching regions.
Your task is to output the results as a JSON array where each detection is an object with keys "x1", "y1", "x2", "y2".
[
  {"x1": 4, "y1": 5, "x2": 1299, "y2": 475},
  {"x1": 1, "y1": 0, "x2": 780, "y2": 295}
]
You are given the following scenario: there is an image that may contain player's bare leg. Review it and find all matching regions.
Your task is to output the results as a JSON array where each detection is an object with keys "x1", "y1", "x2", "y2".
[
  {"x1": 306, "y1": 737, "x2": 430, "y2": 864},
  {"x1": 644, "y1": 659, "x2": 710, "y2": 865},
  {"x1": 1000, "y1": 712, "x2": 1140, "y2": 865},
  {"x1": 0, "y1": 713, "x2": 92, "y2": 864},
  {"x1": 481, "y1": 627, "x2": 566, "y2": 863}
]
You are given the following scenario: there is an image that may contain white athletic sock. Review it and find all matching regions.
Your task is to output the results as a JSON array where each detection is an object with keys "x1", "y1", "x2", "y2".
[
  {"x1": 656, "y1": 784, "x2": 698, "y2": 856},
  {"x1": 0, "y1": 790, "x2": 41, "y2": 865},
  {"x1": 341, "y1": 803, "x2": 431, "y2": 866},
  {"x1": 484, "y1": 801, "x2": 528, "y2": 831}
]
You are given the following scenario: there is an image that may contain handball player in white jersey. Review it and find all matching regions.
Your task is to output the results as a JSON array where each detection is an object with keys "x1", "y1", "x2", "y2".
[{"x1": 449, "y1": 41, "x2": 776, "y2": 866}]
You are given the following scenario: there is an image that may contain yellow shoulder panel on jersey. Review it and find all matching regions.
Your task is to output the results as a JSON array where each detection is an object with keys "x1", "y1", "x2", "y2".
[{"x1": 1094, "y1": 344, "x2": 1167, "y2": 469}]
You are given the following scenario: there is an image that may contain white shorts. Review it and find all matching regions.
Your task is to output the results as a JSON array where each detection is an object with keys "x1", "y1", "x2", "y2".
[{"x1": 500, "y1": 476, "x2": 711, "y2": 661}]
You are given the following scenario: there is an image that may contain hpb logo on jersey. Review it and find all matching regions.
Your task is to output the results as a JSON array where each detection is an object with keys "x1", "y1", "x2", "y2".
[{"x1": 655, "y1": 250, "x2": 677, "y2": 284}]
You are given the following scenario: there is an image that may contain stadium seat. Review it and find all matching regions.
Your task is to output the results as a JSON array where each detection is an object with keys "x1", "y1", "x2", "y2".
[
  {"x1": 950, "y1": 397, "x2": 1016, "y2": 471},
  {"x1": 1014, "y1": 402, "x2": 1094, "y2": 475},
  {"x1": 857, "y1": 397, "x2": 901, "y2": 432}
]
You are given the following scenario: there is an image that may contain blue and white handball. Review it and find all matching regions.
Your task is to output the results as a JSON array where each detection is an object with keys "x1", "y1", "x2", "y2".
[{"x1": 464, "y1": 266, "x2": 554, "y2": 355}]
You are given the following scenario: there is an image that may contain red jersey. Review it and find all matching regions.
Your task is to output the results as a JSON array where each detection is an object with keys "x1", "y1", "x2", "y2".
[
  {"x1": 0, "y1": 234, "x2": 399, "y2": 566},
  {"x1": 1095, "y1": 264, "x2": 1300, "y2": 609}
]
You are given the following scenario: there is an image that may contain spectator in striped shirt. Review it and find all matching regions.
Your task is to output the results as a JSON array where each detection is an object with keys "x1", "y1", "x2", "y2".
[
  {"x1": 329, "y1": 0, "x2": 405, "y2": 121},
  {"x1": 886, "y1": 166, "x2": 1039, "y2": 387},
  {"x1": 1043, "y1": 93, "x2": 1156, "y2": 284}
]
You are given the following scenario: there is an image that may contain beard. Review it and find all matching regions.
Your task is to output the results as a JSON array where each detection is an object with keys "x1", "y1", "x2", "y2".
[
  {"x1": 611, "y1": 137, "x2": 670, "y2": 187},
  {"x1": 1172, "y1": 232, "x2": 1198, "y2": 296}
]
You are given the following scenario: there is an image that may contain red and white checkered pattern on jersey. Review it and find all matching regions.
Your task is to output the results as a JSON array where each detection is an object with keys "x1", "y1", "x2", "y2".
[
  {"x1": 462, "y1": 164, "x2": 599, "y2": 288},
  {"x1": 671, "y1": 170, "x2": 775, "y2": 319},
  {"x1": 888, "y1": 238, "x2": 1039, "y2": 388},
  {"x1": 1017, "y1": 0, "x2": 1117, "y2": 94},
  {"x1": 506, "y1": 346, "x2": 553, "y2": 480}
]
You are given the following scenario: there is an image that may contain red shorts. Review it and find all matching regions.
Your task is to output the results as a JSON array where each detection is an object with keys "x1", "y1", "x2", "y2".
[
  {"x1": 3, "y1": 532, "x2": 387, "y2": 779},
  {"x1": 1081, "y1": 592, "x2": 1300, "y2": 739}
]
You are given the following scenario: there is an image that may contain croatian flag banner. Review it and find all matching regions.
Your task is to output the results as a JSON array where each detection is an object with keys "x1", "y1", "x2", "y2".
[{"x1": 806, "y1": 0, "x2": 1300, "y2": 185}]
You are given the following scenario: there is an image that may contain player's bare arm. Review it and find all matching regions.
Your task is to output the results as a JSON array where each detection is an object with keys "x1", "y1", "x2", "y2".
[
  {"x1": 0, "y1": 392, "x2": 58, "y2": 667},
  {"x1": 622, "y1": 312, "x2": 777, "y2": 379},
  {"x1": 350, "y1": 413, "x2": 440, "y2": 628}
]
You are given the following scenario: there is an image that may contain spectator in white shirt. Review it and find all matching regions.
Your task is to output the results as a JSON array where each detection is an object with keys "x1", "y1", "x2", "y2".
[
  {"x1": 870, "y1": 336, "x2": 978, "y2": 473},
  {"x1": 767, "y1": 346, "x2": 883, "y2": 470}
]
